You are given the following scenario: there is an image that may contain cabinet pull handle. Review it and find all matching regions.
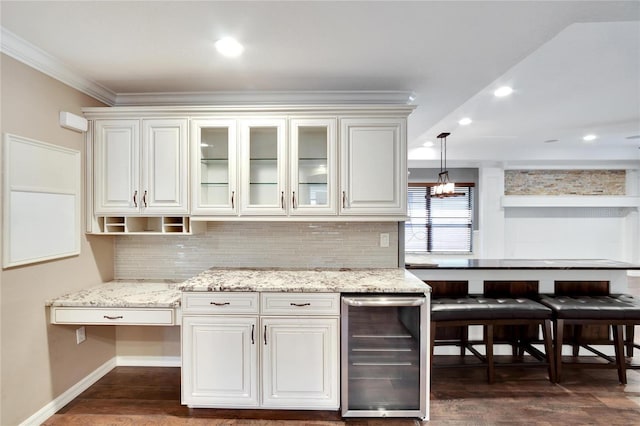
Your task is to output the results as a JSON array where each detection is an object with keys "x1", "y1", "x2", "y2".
[
  {"x1": 342, "y1": 191, "x2": 346, "y2": 208},
  {"x1": 290, "y1": 302, "x2": 311, "y2": 307},
  {"x1": 292, "y1": 191, "x2": 296, "y2": 209},
  {"x1": 133, "y1": 190, "x2": 138, "y2": 207},
  {"x1": 231, "y1": 190, "x2": 235, "y2": 209},
  {"x1": 264, "y1": 325, "x2": 267, "y2": 345},
  {"x1": 251, "y1": 324, "x2": 255, "y2": 345},
  {"x1": 281, "y1": 191, "x2": 285, "y2": 209},
  {"x1": 210, "y1": 301, "x2": 230, "y2": 306},
  {"x1": 143, "y1": 190, "x2": 148, "y2": 207},
  {"x1": 103, "y1": 315, "x2": 123, "y2": 320}
]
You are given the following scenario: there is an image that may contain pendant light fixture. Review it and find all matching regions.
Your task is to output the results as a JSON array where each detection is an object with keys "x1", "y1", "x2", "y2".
[{"x1": 434, "y1": 132, "x2": 462, "y2": 198}]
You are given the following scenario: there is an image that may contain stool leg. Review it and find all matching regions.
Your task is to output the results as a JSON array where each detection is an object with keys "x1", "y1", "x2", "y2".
[
  {"x1": 485, "y1": 324, "x2": 494, "y2": 384},
  {"x1": 613, "y1": 324, "x2": 626, "y2": 385},
  {"x1": 542, "y1": 319, "x2": 556, "y2": 383},
  {"x1": 572, "y1": 324, "x2": 581, "y2": 357},
  {"x1": 555, "y1": 319, "x2": 564, "y2": 383},
  {"x1": 461, "y1": 325, "x2": 468, "y2": 356},
  {"x1": 625, "y1": 325, "x2": 634, "y2": 357}
]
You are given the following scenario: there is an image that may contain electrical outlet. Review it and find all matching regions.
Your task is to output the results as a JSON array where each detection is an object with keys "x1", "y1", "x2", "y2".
[
  {"x1": 76, "y1": 326, "x2": 86, "y2": 344},
  {"x1": 379, "y1": 233, "x2": 390, "y2": 248}
]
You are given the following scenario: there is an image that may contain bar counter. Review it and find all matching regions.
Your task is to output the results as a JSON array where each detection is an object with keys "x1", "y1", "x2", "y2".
[{"x1": 405, "y1": 257, "x2": 640, "y2": 294}]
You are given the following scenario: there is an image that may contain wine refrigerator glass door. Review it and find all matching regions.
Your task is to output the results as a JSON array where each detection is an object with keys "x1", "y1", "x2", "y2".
[{"x1": 341, "y1": 295, "x2": 428, "y2": 419}]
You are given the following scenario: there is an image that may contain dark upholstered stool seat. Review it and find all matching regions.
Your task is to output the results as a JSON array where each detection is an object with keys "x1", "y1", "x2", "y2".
[
  {"x1": 431, "y1": 296, "x2": 555, "y2": 383},
  {"x1": 432, "y1": 297, "x2": 553, "y2": 321},
  {"x1": 539, "y1": 295, "x2": 640, "y2": 320},
  {"x1": 539, "y1": 294, "x2": 640, "y2": 384}
]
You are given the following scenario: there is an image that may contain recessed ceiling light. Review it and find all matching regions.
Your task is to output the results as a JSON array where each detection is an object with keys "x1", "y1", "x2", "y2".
[
  {"x1": 423, "y1": 141, "x2": 434, "y2": 147},
  {"x1": 494, "y1": 86, "x2": 513, "y2": 97},
  {"x1": 215, "y1": 37, "x2": 244, "y2": 57},
  {"x1": 543, "y1": 139, "x2": 559, "y2": 143},
  {"x1": 458, "y1": 117, "x2": 472, "y2": 126},
  {"x1": 583, "y1": 134, "x2": 597, "y2": 142}
]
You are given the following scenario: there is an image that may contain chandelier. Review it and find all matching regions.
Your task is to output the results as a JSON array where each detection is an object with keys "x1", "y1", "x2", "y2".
[{"x1": 434, "y1": 132, "x2": 462, "y2": 197}]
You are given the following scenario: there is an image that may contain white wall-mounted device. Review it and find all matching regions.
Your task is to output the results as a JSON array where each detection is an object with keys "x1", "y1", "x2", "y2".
[{"x1": 59, "y1": 111, "x2": 88, "y2": 132}]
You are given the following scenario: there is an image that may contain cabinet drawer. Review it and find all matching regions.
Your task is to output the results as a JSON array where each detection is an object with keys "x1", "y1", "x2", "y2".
[
  {"x1": 182, "y1": 292, "x2": 259, "y2": 314},
  {"x1": 261, "y1": 293, "x2": 340, "y2": 315},
  {"x1": 51, "y1": 307, "x2": 175, "y2": 325}
]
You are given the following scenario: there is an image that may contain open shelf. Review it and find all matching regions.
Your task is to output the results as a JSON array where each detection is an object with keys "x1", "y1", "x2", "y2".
[
  {"x1": 501, "y1": 196, "x2": 640, "y2": 208},
  {"x1": 93, "y1": 216, "x2": 205, "y2": 235}
]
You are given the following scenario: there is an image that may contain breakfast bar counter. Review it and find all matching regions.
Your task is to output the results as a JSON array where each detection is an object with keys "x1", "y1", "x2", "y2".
[{"x1": 406, "y1": 257, "x2": 640, "y2": 294}]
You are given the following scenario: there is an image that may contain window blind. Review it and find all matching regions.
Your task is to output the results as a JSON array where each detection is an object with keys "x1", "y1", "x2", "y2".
[{"x1": 405, "y1": 184, "x2": 474, "y2": 253}]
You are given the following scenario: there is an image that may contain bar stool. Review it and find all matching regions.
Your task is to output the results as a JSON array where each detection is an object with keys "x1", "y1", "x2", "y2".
[
  {"x1": 539, "y1": 294, "x2": 640, "y2": 384},
  {"x1": 431, "y1": 296, "x2": 556, "y2": 383}
]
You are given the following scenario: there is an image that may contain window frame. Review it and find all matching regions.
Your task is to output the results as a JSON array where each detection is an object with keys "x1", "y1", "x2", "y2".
[{"x1": 406, "y1": 182, "x2": 475, "y2": 254}]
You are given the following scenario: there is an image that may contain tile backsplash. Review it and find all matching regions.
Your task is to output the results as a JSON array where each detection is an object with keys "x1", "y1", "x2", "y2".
[{"x1": 115, "y1": 222, "x2": 399, "y2": 280}]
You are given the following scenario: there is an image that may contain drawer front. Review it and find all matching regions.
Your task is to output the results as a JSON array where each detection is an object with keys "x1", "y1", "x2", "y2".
[
  {"x1": 261, "y1": 293, "x2": 340, "y2": 315},
  {"x1": 182, "y1": 292, "x2": 259, "y2": 314},
  {"x1": 51, "y1": 307, "x2": 174, "y2": 325}
]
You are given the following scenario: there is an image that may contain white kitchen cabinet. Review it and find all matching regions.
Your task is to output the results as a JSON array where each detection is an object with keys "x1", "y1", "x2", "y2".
[
  {"x1": 339, "y1": 117, "x2": 407, "y2": 215},
  {"x1": 94, "y1": 118, "x2": 188, "y2": 215},
  {"x1": 289, "y1": 118, "x2": 338, "y2": 216},
  {"x1": 181, "y1": 315, "x2": 259, "y2": 407},
  {"x1": 181, "y1": 292, "x2": 340, "y2": 410},
  {"x1": 191, "y1": 119, "x2": 238, "y2": 215},
  {"x1": 261, "y1": 317, "x2": 339, "y2": 409},
  {"x1": 239, "y1": 118, "x2": 287, "y2": 215}
]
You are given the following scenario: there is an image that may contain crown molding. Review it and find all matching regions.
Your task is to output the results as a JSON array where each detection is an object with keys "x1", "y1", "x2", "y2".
[
  {"x1": 1, "y1": 26, "x2": 117, "y2": 105},
  {"x1": 1, "y1": 26, "x2": 415, "y2": 107},
  {"x1": 114, "y1": 90, "x2": 416, "y2": 106}
]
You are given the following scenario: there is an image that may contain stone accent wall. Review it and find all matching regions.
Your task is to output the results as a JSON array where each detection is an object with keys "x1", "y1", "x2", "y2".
[
  {"x1": 115, "y1": 221, "x2": 399, "y2": 280},
  {"x1": 504, "y1": 170, "x2": 625, "y2": 196}
]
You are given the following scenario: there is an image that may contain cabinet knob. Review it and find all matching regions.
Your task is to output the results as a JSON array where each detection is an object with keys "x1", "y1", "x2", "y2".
[
  {"x1": 290, "y1": 302, "x2": 311, "y2": 307},
  {"x1": 210, "y1": 301, "x2": 230, "y2": 306},
  {"x1": 103, "y1": 315, "x2": 124, "y2": 320},
  {"x1": 342, "y1": 191, "x2": 347, "y2": 209},
  {"x1": 281, "y1": 191, "x2": 285, "y2": 209},
  {"x1": 231, "y1": 190, "x2": 235, "y2": 209},
  {"x1": 143, "y1": 190, "x2": 148, "y2": 207},
  {"x1": 133, "y1": 190, "x2": 138, "y2": 207},
  {"x1": 292, "y1": 191, "x2": 297, "y2": 209}
]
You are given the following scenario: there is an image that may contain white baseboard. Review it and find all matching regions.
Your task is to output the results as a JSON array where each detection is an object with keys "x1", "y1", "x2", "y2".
[
  {"x1": 21, "y1": 355, "x2": 181, "y2": 426},
  {"x1": 20, "y1": 358, "x2": 116, "y2": 426},
  {"x1": 116, "y1": 355, "x2": 181, "y2": 367}
]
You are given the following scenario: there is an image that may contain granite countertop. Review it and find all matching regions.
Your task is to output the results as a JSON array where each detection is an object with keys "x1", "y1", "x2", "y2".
[
  {"x1": 45, "y1": 280, "x2": 182, "y2": 308},
  {"x1": 179, "y1": 268, "x2": 430, "y2": 293},
  {"x1": 405, "y1": 255, "x2": 640, "y2": 270}
]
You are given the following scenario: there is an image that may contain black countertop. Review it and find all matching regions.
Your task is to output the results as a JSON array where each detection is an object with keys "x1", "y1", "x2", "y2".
[{"x1": 404, "y1": 258, "x2": 640, "y2": 270}]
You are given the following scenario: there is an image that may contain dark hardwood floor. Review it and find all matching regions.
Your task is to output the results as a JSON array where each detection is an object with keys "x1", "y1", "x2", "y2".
[{"x1": 44, "y1": 277, "x2": 640, "y2": 425}]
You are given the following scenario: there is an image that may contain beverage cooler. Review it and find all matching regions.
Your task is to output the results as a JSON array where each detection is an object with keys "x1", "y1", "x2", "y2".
[{"x1": 341, "y1": 294, "x2": 429, "y2": 419}]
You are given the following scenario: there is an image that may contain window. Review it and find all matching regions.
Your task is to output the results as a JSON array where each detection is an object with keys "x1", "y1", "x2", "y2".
[{"x1": 405, "y1": 183, "x2": 474, "y2": 253}]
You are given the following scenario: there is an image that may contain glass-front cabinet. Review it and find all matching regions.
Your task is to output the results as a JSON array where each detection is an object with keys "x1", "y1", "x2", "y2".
[
  {"x1": 190, "y1": 119, "x2": 238, "y2": 215},
  {"x1": 191, "y1": 116, "x2": 338, "y2": 217},
  {"x1": 239, "y1": 119, "x2": 287, "y2": 215},
  {"x1": 289, "y1": 118, "x2": 337, "y2": 216}
]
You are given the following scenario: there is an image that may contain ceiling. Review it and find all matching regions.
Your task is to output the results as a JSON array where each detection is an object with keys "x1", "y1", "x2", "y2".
[{"x1": 1, "y1": 1, "x2": 639, "y2": 166}]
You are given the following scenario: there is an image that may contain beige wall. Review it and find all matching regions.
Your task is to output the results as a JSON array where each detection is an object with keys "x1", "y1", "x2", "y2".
[{"x1": 0, "y1": 55, "x2": 115, "y2": 425}]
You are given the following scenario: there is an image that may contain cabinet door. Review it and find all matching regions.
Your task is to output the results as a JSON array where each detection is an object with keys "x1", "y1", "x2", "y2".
[
  {"x1": 289, "y1": 118, "x2": 337, "y2": 215},
  {"x1": 261, "y1": 317, "x2": 339, "y2": 409},
  {"x1": 94, "y1": 119, "x2": 140, "y2": 214},
  {"x1": 339, "y1": 118, "x2": 407, "y2": 215},
  {"x1": 141, "y1": 119, "x2": 189, "y2": 214},
  {"x1": 182, "y1": 316, "x2": 259, "y2": 408},
  {"x1": 239, "y1": 119, "x2": 287, "y2": 215},
  {"x1": 190, "y1": 119, "x2": 238, "y2": 215}
]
